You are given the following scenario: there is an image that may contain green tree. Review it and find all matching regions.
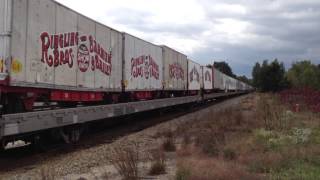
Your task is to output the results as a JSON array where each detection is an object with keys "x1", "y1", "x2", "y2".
[
  {"x1": 286, "y1": 60, "x2": 320, "y2": 90},
  {"x1": 252, "y1": 62, "x2": 262, "y2": 88},
  {"x1": 252, "y1": 59, "x2": 286, "y2": 92},
  {"x1": 237, "y1": 75, "x2": 251, "y2": 85}
]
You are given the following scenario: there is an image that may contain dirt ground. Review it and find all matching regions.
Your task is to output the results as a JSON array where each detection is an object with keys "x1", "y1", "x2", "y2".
[{"x1": 0, "y1": 95, "x2": 251, "y2": 180}]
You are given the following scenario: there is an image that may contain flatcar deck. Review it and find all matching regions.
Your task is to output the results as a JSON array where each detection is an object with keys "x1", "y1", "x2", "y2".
[{"x1": 0, "y1": 92, "x2": 244, "y2": 141}]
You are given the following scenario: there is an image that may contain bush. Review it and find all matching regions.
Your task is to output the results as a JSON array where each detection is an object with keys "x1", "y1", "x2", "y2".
[
  {"x1": 162, "y1": 137, "x2": 176, "y2": 152},
  {"x1": 109, "y1": 144, "x2": 139, "y2": 180},
  {"x1": 148, "y1": 149, "x2": 166, "y2": 175}
]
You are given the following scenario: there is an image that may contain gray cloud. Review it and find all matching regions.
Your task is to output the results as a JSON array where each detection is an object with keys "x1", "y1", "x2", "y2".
[{"x1": 193, "y1": 0, "x2": 320, "y2": 76}]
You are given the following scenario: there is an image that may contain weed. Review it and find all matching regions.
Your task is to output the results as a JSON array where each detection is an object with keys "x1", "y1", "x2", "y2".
[
  {"x1": 109, "y1": 144, "x2": 139, "y2": 180},
  {"x1": 39, "y1": 166, "x2": 55, "y2": 180},
  {"x1": 77, "y1": 177, "x2": 88, "y2": 180},
  {"x1": 182, "y1": 134, "x2": 191, "y2": 146},
  {"x1": 175, "y1": 166, "x2": 191, "y2": 180},
  {"x1": 223, "y1": 148, "x2": 237, "y2": 160},
  {"x1": 162, "y1": 136, "x2": 176, "y2": 152},
  {"x1": 148, "y1": 148, "x2": 166, "y2": 175}
]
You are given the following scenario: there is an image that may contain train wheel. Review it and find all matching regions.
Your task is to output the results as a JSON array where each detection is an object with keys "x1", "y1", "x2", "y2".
[
  {"x1": 70, "y1": 129, "x2": 81, "y2": 143},
  {"x1": 31, "y1": 135, "x2": 50, "y2": 152}
]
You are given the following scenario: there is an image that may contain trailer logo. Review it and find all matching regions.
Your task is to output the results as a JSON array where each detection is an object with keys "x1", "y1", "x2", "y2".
[
  {"x1": 77, "y1": 43, "x2": 90, "y2": 72},
  {"x1": 189, "y1": 66, "x2": 200, "y2": 82},
  {"x1": 205, "y1": 70, "x2": 211, "y2": 82},
  {"x1": 131, "y1": 55, "x2": 159, "y2": 80},
  {"x1": 40, "y1": 32, "x2": 112, "y2": 75},
  {"x1": 169, "y1": 63, "x2": 184, "y2": 80}
]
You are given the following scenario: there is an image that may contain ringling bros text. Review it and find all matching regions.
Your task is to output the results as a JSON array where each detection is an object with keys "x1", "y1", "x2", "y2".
[{"x1": 40, "y1": 32, "x2": 112, "y2": 75}]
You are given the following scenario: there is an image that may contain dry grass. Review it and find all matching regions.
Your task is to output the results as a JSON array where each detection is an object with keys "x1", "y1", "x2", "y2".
[
  {"x1": 39, "y1": 166, "x2": 56, "y2": 180},
  {"x1": 256, "y1": 94, "x2": 290, "y2": 130},
  {"x1": 162, "y1": 131, "x2": 176, "y2": 152},
  {"x1": 109, "y1": 144, "x2": 139, "y2": 180},
  {"x1": 176, "y1": 156, "x2": 259, "y2": 180},
  {"x1": 195, "y1": 130, "x2": 224, "y2": 157},
  {"x1": 173, "y1": 94, "x2": 320, "y2": 179},
  {"x1": 173, "y1": 96, "x2": 260, "y2": 179}
]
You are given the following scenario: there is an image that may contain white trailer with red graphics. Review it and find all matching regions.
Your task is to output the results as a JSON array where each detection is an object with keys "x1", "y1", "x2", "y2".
[
  {"x1": 122, "y1": 33, "x2": 163, "y2": 100},
  {"x1": 202, "y1": 66, "x2": 213, "y2": 91},
  {"x1": 162, "y1": 46, "x2": 188, "y2": 97},
  {"x1": 187, "y1": 59, "x2": 201, "y2": 93},
  {"x1": 0, "y1": 0, "x2": 123, "y2": 113}
]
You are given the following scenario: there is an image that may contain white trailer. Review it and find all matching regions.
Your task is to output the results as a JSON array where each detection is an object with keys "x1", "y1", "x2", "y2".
[
  {"x1": 1, "y1": 0, "x2": 123, "y2": 92},
  {"x1": 213, "y1": 68, "x2": 225, "y2": 90},
  {"x1": 188, "y1": 59, "x2": 201, "y2": 90},
  {"x1": 202, "y1": 66, "x2": 213, "y2": 90},
  {"x1": 123, "y1": 33, "x2": 163, "y2": 91},
  {"x1": 162, "y1": 46, "x2": 187, "y2": 91}
]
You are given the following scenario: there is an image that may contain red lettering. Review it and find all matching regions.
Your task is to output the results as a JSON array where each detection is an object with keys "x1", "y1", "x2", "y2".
[
  {"x1": 48, "y1": 55, "x2": 53, "y2": 67},
  {"x1": 53, "y1": 49, "x2": 59, "y2": 67},
  {"x1": 40, "y1": 32, "x2": 50, "y2": 63},
  {"x1": 54, "y1": 35, "x2": 59, "y2": 49},
  {"x1": 68, "y1": 49, "x2": 73, "y2": 68},
  {"x1": 70, "y1": 32, "x2": 75, "y2": 46},
  {"x1": 65, "y1": 49, "x2": 69, "y2": 65},
  {"x1": 59, "y1": 34, "x2": 64, "y2": 48},
  {"x1": 59, "y1": 50, "x2": 65, "y2": 65},
  {"x1": 64, "y1": 33, "x2": 70, "y2": 48},
  {"x1": 75, "y1": 32, "x2": 79, "y2": 45}
]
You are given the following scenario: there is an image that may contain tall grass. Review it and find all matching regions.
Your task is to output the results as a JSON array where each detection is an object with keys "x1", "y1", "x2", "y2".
[{"x1": 257, "y1": 94, "x2": 289, "y2": 130}]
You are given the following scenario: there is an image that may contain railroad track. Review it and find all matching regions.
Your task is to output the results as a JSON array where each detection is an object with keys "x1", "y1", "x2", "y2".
[{"x1": 0, "y1": 94, "x2": 235, "y2": 173}]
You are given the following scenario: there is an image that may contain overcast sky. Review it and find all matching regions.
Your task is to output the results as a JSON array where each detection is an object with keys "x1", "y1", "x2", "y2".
[{"x1": 56, "y1": 0, "x2": 320, "y2": 77}]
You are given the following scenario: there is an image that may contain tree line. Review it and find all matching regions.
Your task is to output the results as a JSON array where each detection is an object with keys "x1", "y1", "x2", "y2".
[{"x1": 252, "y1": 59, "x2": 320, "y2": 92}]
